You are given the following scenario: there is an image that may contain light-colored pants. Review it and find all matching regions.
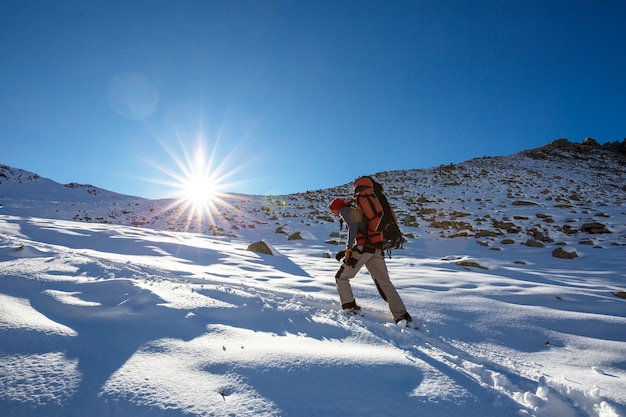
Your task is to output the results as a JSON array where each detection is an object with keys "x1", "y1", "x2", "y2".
[{"x1": 335, "y1": 246, "x2": 409, "y2": 322}]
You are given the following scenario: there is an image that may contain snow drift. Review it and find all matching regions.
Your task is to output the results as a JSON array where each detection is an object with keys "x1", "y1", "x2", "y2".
[{"x1": 1, "y1": 140, "x2": 625, "y2": 416}]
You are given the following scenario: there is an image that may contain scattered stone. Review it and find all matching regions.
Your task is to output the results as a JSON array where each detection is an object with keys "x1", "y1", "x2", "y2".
[
  {"x1": 403, "y1": 214, "x2": 419, "y2": 227},
  {"x1": 456, "y1": 260, "x2": 488, "y2": 269},
  {"x1": 450, "y1": 210, "x2": 471, "y2": 218},
  {"x1": 430, "y1": 220, "x2": 473, "y2": 231},
  {"x1": 475, "y1": 230, "x2": 501, "y2": 238},
  {"x1": 527, "y1": 227, "x2": 553, "y2": 243},
  {"x1": 536, "y1": 213, "x2": 554, "y2": 223},
  {"x1": 247, "y1": 241, "x2": 274, "y2": 255},
  {"x1": 512, "y1": 200, "x2": 538, "y2": 206},
  {"x1": 492, "y1": 221, "x2": 520, "y2": 233},
  {"x1": 524, "y1": 239, "x2": 544, "y2": 248},
  {"x1": 581, "y1": 222, "x2": 611, "y2": 234},
  {"x1": 562, "y1": 224, "x2": 578, "y2": 235},
  {"x1": 448, "y1": 232, "x2": 471, "y2": 238},
  {"x1": 552, "y1": 247, "x2": 578, "y2": 259},
  {"x1": 288, "y1": 232, "x2": 303, "y2": 240},
  {"x1": 418, "y1": 207, "x2": 437, "y2": 215}
]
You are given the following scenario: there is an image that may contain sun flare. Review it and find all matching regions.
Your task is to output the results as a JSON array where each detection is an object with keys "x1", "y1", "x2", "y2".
[
  {"x1": 162, "y1": 140, "x2": 231, "y2": 226},
  {"x1": 144, "y1": 130, "x2": 252, "y2": 232},
  {"x1": 182, "y1": 174, "x2": 217, "y2": 207}
]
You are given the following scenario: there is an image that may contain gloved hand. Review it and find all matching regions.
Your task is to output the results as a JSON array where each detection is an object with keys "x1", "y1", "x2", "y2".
[
  {"x1": 335, "y1": 250, "x2": 346, "y2": 262},
  {"x1": 343, "y1": 248, "x2": 353, "y2": 265}
]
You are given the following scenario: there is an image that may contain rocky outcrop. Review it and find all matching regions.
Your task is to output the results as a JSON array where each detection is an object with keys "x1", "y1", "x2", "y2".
[
  {"x1": 247, "y1": 241, "x2": 274, "y2": 255},
  {"x1": 581, "y1": 222, "x2": 611, "y2": 234},
  {"x1": 552, "y1": 247, "x2": 578, "y2": 259}
]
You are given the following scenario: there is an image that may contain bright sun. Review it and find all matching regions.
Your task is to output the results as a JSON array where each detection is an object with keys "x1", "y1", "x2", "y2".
[
  {"x1": 178, "y1": 162, "x2": 223, "y2": 217},
  {"x1": 183, "y1": 175, "x2": 217, "y2": 206},
  {"x1": 169, "y1": 141, "x2": 227, "y2": 223},
  {"x1": 141, "y1": 115, "x2": 259, "y2": 233},
  {"x1": 146, "y1": 134, "x2": 245, "y2": 231}
]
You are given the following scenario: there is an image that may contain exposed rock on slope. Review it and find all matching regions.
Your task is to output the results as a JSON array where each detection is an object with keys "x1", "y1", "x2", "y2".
[{"x1": 2, "y1": 139, "x2": 625, "y2": 260}]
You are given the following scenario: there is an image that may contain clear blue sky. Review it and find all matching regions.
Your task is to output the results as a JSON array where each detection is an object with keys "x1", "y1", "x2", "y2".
[{"x1": 2, "y1": 0, "x2": 625, "y2": 199}]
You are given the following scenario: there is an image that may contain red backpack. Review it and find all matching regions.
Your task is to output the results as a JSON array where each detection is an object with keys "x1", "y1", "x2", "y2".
[{"x1": 353, "y1": 176, "x2": 403, "y2": 252}]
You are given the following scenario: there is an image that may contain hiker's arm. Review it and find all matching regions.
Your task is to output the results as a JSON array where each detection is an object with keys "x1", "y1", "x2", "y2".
[{"x1": 340, "y1": 207, "x2": 359, "y2": 249}]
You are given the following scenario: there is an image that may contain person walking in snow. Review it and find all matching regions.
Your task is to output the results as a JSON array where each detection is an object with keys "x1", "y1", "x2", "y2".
[{"x1": 329, "y1": 198, "x2": 413, "y2": 326}]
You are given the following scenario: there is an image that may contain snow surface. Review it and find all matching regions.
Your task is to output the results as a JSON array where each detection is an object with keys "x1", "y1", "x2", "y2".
[{"x1": 1, "y1": 142, "x2": 626, "y2": 416}]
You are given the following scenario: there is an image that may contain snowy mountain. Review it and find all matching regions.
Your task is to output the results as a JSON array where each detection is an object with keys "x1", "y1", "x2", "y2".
[{"x1": 1, "y1": 139, "x2": 625, "y2": 417}]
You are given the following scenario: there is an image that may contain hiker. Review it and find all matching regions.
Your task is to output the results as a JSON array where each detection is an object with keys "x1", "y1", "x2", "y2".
[{"x1": 329, "y1": 197, "x2": 413, "y2": 326}]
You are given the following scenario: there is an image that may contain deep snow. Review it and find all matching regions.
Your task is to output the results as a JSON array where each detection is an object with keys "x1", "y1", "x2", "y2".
[{"x1": 1, "y1": 140, "x2": 625, "y2": 416}]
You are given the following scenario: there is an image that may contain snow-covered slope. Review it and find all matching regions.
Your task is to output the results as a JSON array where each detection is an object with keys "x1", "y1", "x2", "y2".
[{"x1": 1, "y1": 139, "x2": 625, "y2": 417}]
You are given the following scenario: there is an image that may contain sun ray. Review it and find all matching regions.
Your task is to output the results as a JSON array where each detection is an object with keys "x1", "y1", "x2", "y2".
[{"x1": 138, "y1": 121, "x2": 258, "y2": 233}]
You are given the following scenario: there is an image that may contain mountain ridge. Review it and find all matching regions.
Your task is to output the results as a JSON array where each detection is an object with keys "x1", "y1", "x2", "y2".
[{"x1": 2, "y1": 138, "x2": 625, "y2": 258}]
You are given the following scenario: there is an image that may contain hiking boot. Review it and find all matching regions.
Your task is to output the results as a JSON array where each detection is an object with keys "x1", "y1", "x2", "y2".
[
  {"x1": 395, "y1": 312, "x2": 419, "y2": 329},
  {"x1": 394, "y1": 312, "x2": 412, "y2": 324},
  {"x1": 397, "y1": 319, "x2": 419, "y2": 329},
  {"x1": 344, "y1": 305, "x2": 362, "y2": 316}
]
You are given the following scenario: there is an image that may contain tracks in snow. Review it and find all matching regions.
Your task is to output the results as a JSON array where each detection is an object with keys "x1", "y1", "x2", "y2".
[{"x1": 333, "y1": 311, "x2": 616, "y2": 417}]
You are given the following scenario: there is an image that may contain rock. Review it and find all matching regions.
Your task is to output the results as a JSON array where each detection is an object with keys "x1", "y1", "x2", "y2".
[
  {"x1": 402, "y1": 214, "x2": 418, "y2": 227},
  {"x1": 512, "y1": 200, "x2": 538, "y2": 206},
  {"x1": 527, "y1": 228, "x2": 553, "y2": 242},
  {"x1": 456, "y1": 260, "x2": 488, "y2": 270},
  {"x1": 418, "y1": 208, "x2": 438, "y2": 215},
  {"x1": 581, "y1": 222, "x2": 610, "y2": 234},
  {"x1": 492, "y1": 221, "x2": 520, "y2": 233},
  {"x1": 475, "y1": 229, "x2": 501, "y2": 238},
  {"x1": 562, "y1": 224, "x2": 578, "y2": 235},
  {"x1": 582, "y1": 137, "x2": 601, "y2": 148},
  {"x1": 569, "y1": 194, "x2": 581, "y2": 201},
  {"x1": 552, "y1": 247, "x2": 578, "y2": 259},
  {"x1": 524, "y1": 239, "x2": 544, "y2": 248},
  {"x1": 247, "y1": 241, "x2": 274, "y2": 255}
]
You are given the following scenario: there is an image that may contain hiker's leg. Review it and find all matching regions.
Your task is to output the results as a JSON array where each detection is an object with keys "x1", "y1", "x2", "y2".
[
  {"x1": 334, "y1": 251, "x2": 370, "y2": 309},
  {"x1": 365, "y1": 252, "x2": 409, "y2": 320}
]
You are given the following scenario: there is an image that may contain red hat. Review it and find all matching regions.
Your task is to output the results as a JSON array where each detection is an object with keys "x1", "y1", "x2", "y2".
[{"x1": 329, "y1": 198, "x2": 347, "y2": 211}]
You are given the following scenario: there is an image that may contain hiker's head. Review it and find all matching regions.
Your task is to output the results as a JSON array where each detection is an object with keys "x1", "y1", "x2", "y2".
[{"x1": 329, "y1": 198, "x2": 347, "y2": 215}]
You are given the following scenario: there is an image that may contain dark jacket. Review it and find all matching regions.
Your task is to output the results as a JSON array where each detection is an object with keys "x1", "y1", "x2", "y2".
[{"x1": 338, "y1": 206, "x2": 366, "y2": 249}]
